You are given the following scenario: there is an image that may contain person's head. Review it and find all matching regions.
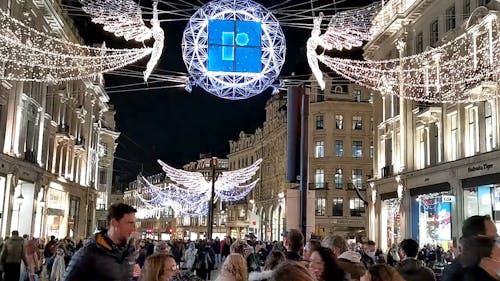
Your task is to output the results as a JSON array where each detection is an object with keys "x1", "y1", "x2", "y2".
[
  {"x1": 309, "y1": 246, "x2": 344, "y2": 281},
  {"x1": 360, "y1": 264, "x2": 405, "y2": 281},
  {"x1": 462, "y1": 215, "x2": 497, "y2": 239},
  {"x1": 303, "y1": 239, "x2": 321, "y2": 260},
  {"x1": 263, "y1": 250, "x2": 286, "y2": 271},
  {"x1": 107, "y1": 203, "x2": 137, "y2": 245},
  {"x1": 284, "y1": 229, "x2": 304, "y2": 253},
  {"x1": 221, "y1": 253, "x2": 248, "y2": 281},
  {"x1": 322, "y1": 235, "x2": 348, "y2": 257},
  {"x1": 56, "y1": 245, "x2": 65, "y2": 256},
  {"x1": 230, "y1": 240, "x2": 251, "y2": 258},
  {"x1": 142, "y1": 253, "x2": 178, "y2": 281},
  {"x1": 50, "y1": 235, "x2": 55, "y2": 241},
  {"x1": 459, "y1": 236, "x2": 495, "y2": 267},
  {"x1": 363, "y1": 240, "x2": 377, "y2": 256},
  {"x1": 398, "y1": 239, "x2": 419, "y2": 259},
  {"x1": 273, "y1": 261, "x2": 316, "y2": 281},
  {"x1": 11, "y1": 230, "x2": 19, "y2": 237}
]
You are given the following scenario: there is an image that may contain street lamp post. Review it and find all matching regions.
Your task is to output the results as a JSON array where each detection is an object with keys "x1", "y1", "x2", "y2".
[{"x1": 207, "y1": 157, "x2": 218, "y2": 240}]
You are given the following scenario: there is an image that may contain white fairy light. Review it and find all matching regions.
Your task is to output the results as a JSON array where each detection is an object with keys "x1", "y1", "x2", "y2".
[
  {"x1": 317, "y1": 12, "x2": 499, "y2": 103},
  {"x1": 182, "y1": 0, "x2": 286, "y2": 100},
  {"x1": 307, "y1": 3, "x2": 380, "y2": 90},
  {"x1": 0, "y1": 9, "x2": 152, "y2": 82}
]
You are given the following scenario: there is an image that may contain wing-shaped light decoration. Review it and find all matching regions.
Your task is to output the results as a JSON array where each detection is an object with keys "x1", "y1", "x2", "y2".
[
  {"x1": 0, "y1": 9, "x2": 152, "y2": 82},
  {"x1": 157, "y1": 159, "x2": 209, "y2": 190},
  {"x1": 215, "y1": 158, "x2": 263, "y2": 191},
  {"x1": 216, "y1": 179, "x2": 260, "y2": 201},
  {"x1": 81, "y1": 0, "x2": 164, "y2": 81},
  {"x1": 81, "y1": 0, "x2": 152, "y2": 42},
  {"x1": 317, "y1": 12, "x2": 499, "y2": 103},
  {"x1": 319, "y1": 2, "x2": 381, "y2": 51}
]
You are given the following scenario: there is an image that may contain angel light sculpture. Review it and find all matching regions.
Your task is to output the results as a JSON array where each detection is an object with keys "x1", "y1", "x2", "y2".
[{"x1": 81, "y1": 0, "x2": 164, "y2": 82}]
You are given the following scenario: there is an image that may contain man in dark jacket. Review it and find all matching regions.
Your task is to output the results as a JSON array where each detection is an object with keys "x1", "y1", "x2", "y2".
[
  {"x1": 396, "y1": 239, "x2": 436, "y2": 281},
  {"x1": 442, "y1": 215, "x2": 498, "y2": 281},
  {"x1": 1, "y1": 230, "x2": 28, "y2": 281},
  {"x1": 63, "y1": 203, "x2": 137, "y2": 281},
  {"x1": 284, "y1": 229, "x2": 304, "y2": 262}
]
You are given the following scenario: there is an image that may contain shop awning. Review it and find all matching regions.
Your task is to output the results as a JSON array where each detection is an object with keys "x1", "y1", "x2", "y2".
[
  {"x1": 409, "y1": 182, "x2": 451, "y2": 196},
  {"x1": 462, "y1": 173, "x2": 500, "y2": 188}
]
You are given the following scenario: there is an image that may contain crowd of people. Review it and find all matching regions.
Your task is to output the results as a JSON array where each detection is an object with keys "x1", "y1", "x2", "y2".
[{"x1": 0, "y1": 203, "x2": 497, "y2": 281}]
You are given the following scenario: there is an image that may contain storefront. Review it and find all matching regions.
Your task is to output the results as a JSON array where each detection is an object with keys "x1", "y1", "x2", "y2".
[
  {"x1": 462, "y1": 172, "x2": 500, "y2": 232},
  {"x1": 45, "y1": 182, "x2": 69, "y2": 238},
  {"x1": 380, "y1": 191, "x2": 401, "y2": 249}
]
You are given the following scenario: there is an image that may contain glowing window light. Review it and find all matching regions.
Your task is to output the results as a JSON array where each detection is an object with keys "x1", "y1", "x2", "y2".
[{"x1": 182, "y1": 0, "x2": 286, "y2": 100}]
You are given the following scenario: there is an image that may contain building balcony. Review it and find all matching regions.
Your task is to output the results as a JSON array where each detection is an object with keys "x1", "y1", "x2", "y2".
[
  {"x1": 23, "y1": 150, "x2": 37, "y2": 163},
  {"x1": 381, "y1": 165, "x2": 393, "y2": 178},
  {"x1": 309, "y1": 182, "x2": 329, "y2": 190}
]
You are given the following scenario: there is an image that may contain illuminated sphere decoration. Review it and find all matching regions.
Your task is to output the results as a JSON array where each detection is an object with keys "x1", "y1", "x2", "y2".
[{"x1": 182, "y1": 0, "x2": 286, "y2": 100}]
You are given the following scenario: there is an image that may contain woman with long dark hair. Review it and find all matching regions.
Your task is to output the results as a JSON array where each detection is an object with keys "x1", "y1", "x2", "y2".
[{"x1": 308, "y1": 246, "x2": 345, "y2": 281}]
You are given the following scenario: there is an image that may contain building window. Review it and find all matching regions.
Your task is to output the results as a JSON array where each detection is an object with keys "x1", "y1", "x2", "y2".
[
  {"x1": 449, "y1": 113, "x2": 458, "y2": 161},
  {"x1": 416, "y1": 32, "x2": 424, "y2": 53},
  {"x1": 370, "y1": 141, "x2": 374, "y2": 159},
  {"x1": 354, "y1": 89, "x2": 361, "y2": 102},
  {"x1": 315, "y1": 197, "x2": 326, "y2": 216},
  {"x1": 466, "y1": 107, "x2": 479, "y2": 156},
  {"x1": 316, "y1": 115, "x2": 324, "y2": 130},
  {"x1": 485, "y1": 102, "x2": 495, "y2": 152},
  {"x1": 332, "y1": 198, "x2": 343, "y2": 216},
  {"x1": 335, "y1": 140, "x2": 344, "y2": 157},
  {"x1": 315, "y1": 168, "x2": 325, "y2": 188},
  {"x1": 445, "y1": 5, "x2": 456, "y2": 32},
  {"x1": 99, "y1": 170, "x2": 107, "y2": 185},
  {"x1": 463, "y1": 0, "x2": 471, "y2": 19},
  {"x1": 350, "y1": 198, "x2": 365, "y2": 217},
  {"x1": 335, "y1": 115, "x2": 344, "y2": 129},
  {"x1": 335, "y1": 168, "x2": 343, "y2": 189},
  {"x1": 352, "y1": 141, "x2": 363, "y2": 159},
  {"x1": 317, "y1": 89, "x2": 324, "y2": 102},
  {"x1": 417, "y1": 128, "x2": 427, "y2": 169},
  {"x1": 478, "y1": 0, "x2": 491, "y2": 6},
  {"x1": 353, "y1": 116, "x2": 362, "y2": 130},
  {"x1": 315, "y1": 141, "x2": 325, "y2": 158},
  {"x1": 182, "y1": 216, "x2": 191, "y2": 226},
  {"x1": 352, "y1": 169, "x2": 363, "y2": 189},
  {"x1": 430, "y1": 19, "x2": 439, "y2": 47},
  {"x1": 334, "y1": 85, "x2": 343, "y2": 94}
]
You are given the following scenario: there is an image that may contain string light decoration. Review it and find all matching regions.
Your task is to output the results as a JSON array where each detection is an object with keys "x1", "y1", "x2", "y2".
[
  {"x1": 308, "y1": 2, "x2": 380, "y2": 90},
  {"x1": 317, "y1": 12, "x2": 499, "y2": 103},
  {"x1": 81, "y1": 0, "x2": 164, "y2": 82},
  {"x1": 0, "y1": 9, "x2": 152, "y2": 82},
  {"x1": 181, "y1": 0, "x2": 286, "y2": 100},
  {"x1": 133, "y1": 158, "x2": 262, "y2": 216}
]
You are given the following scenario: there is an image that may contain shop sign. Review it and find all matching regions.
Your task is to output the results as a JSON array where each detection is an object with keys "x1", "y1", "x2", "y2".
[
  {"x1": 467, "y1": 163, "x2": 494, "y2": 173},
  {"x1": 442, "y1": 195, "x2": 455, "y2": 202}
]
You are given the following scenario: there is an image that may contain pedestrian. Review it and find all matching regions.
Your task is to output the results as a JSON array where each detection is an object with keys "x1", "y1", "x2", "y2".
[
  {"x1": 337, "y1": 250, "x2": 365, "y2": 281},
  {"x1": 303, "y1": 240, "x2": 321, "y2": 261},
  {"x1": 195, "y1": 241, "x2": 213, "y2": 280},
  {"x1": 50, "y1": 246, "x2": 66, "y2": 281},
  {"x1": 272, "y1": 262, "x2": 316, "y2": 281},
  {"x1": 395, "y1": 239, "x2": 436, "y2": 281},
  {"x1": 142, "y1": 253, "x2": 179, "y2": 281},
  {"x1": 212, "y1": 238, "x2": 221, "y2": 269},
  {"x1": 183, "y1": 242, "x2": 197, "y2": 271},
  {"x1": 63, "y1": 203, "x2": 138, "y2": 281},
  {"x1": 309, "y1": 246, "x2": 345, "y2": 281},
  {"x1": 0, "y1": 230, "x2": 29, "y2": 281},
  {"x1": 360, "y1": 240, "x2": 384, "y2": 268},
  {"x1": 283, "y1": 229, "x2": 304, "y2": 262},
  {"x1": 442, "y1": 215, "x2": 498, "y2": 281},
  {"x1": 249, "y1": 251, "x2": 285, "y2": 281},
  {"x1": 361, "y1": 264, "x2": 405, "y2": 281},
  {"x1": 459, "y1": 236, "x2": 499, "y2": 281},
  {"x1": 215, "y1": 253, "x2": 248, "y2": 281}
]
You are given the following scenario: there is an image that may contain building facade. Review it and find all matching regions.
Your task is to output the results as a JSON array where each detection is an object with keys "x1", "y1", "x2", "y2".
[
  {"x1": 125, "y1": 157, "x2": 229, "y2": 240},
  {"x1": 309, "y1": 75, "x2": 372, "y2": 239},
  {"x1": 365, "y1": 0, "x2": 499, "y2": 252},
  {"x1": 0, "y1": 0, "x2": 118, "y2": 239}
]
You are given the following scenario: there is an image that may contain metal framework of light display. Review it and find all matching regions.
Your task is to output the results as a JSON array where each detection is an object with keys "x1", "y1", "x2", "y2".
[
  {"x1": 181, "y1": 0, "x2": 286, "y2": 100},
  {"x1": 318, "y1": 10, "x2": 499, "y2": 103},
  {"x1": 81, "y1": 0, "x2": 164, "y2": 82},
  {"x1": 133, "y1": 158, "x2": 262, "y2": 216},
  {"x1": 0, "y1": 9, "x2": 152, "y2": 82},
  {"x1": 307, "y1": 2, "x2": 381, "y2": 90}
]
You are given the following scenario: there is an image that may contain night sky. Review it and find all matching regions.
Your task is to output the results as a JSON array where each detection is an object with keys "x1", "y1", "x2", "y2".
[{"x1": 70, "y1": 0, "x2": 369, "y2": 187}]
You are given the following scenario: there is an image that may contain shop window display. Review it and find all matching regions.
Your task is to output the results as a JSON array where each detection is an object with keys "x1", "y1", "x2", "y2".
[
  {"x1": 381, "y1": 198, "x2": 402, "y2": 249},
  {"x1": 411, "y1": 192, "x2": 453, "y2": 250},
  {"x1": 465, "y1": 184, "x2": 500, "y2": 230}
]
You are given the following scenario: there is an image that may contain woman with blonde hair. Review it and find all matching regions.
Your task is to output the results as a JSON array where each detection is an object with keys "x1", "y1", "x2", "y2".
[
  {"x1": 141, "y1": 253, "x2": 178, "y2": 281},
  {"x1": 360, "y1": 264, "x2": 405, "y2": 281},
  {"x1": 216, "y1": 253, "x2": 248, "y2": 281},
  {"x1": 272, "y1": 262, "x2": 316, "y2": 281}
]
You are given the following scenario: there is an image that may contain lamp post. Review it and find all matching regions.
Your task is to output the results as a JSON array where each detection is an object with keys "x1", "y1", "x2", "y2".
[
  {"x1": 16, "y1": 190, "x2": 24, "y2": 231},
  {"x1": 207, "y1": 157, "x2": 218, "y2": 240}
]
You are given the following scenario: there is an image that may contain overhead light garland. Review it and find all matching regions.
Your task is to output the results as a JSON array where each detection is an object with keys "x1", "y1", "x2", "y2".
[
  {"x1": 308, "y1": 2, "x2": 381, "y2": 90},
  {"x1": 317, "y1": 12, "x2": 499, "y2": 103},
  {"x1": 0, "y1": 9, "x2": 152, "y2": 82}
]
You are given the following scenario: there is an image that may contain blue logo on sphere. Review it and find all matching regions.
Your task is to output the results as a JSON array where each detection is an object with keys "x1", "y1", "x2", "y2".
[{"x1": 208, "y1": 19, "x2": 262, "y2": 73}]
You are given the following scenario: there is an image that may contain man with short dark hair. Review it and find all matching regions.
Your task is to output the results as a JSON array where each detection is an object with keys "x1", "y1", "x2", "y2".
[
  {"x1": 284, "y1": 229, "x2": 304, "y2": 261},
  {"x1": 361, "y1": 240, "x2": 384, "y2": 268},
  {"x1": 1, "y1": 230, "x2": 28, "y2": 281},
  {"x1": 396, "y1": 239, "x2": 436, "y2": 281},
  {"x1": 442, "y1": 215, "x2": 498, "y2": 281},
  {"x1": 64, "y1": 203, "x2": 137, "y2": 281}
]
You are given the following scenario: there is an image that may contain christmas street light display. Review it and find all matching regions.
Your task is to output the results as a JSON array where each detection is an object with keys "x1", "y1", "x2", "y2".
[
  {"x1": 316, "y1": 10, "x2": 499, "y2": 103},
  {"x1": 0, "y1": 9, "x2": 152, "y2": 82},
  {"x1": 181, "y1": 0, "x2": 286, "y2": 100},
  {"x1": 307, "y1": 2, "x2": 381, "y2": 90}
]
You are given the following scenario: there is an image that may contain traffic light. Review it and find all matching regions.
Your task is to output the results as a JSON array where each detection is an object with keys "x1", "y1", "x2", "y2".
[{"x1": 168, "y1": 228, "x2": 173, "y2": 234}]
